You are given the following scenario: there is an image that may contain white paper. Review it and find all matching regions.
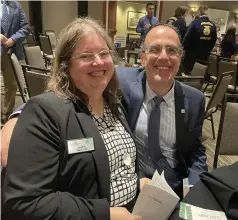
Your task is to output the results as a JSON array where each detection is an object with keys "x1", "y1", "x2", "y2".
[
  {"x1": 133, "y1": 170, "x2": 180, "y2": 220},
  {"x1": 180, "y1": 202, "x2": 227, "y2": 220},
  {"x1": 150, "y1": 170, "x2": 179, "y2": 198}
]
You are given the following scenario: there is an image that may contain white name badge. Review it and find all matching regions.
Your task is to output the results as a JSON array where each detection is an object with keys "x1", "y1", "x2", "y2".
[{"x1": 67, "y1": 138, "x2": 94, "y2": 154}]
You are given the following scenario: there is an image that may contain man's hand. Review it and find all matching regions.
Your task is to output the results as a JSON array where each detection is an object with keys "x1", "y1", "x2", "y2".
[
  {"x1": 144, "y1": 24, "x2": 151, "y2": 30},
  {"x1": 110, "y1": 207, "x2": 142, "y2": 220},
  {"x1": 4, "y1": 38, "x2": 15, "y2": 48},
  {"x1": 140, "y1": 177, "x2": 151, "y2": 191},
  {"x1": 0, "y1": 34, "x2": 7, "y2": 45}
]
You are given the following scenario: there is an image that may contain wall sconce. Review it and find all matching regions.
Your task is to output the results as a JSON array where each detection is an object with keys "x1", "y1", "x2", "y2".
[
  {"x1": 190, "y1": 7, "x2": 198, "y2": 18},
  {"x1": 191, "y1": 7, "x2": 198, "y2": 13}
]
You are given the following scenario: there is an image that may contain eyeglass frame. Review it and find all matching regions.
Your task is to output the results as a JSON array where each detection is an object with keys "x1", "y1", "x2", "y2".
[
  {"x1": 71, "y1": 50, "x2": 112, "y2": 62},
  {"x1": 142, "y1": 44, "x2": 184, "y2": 57}
]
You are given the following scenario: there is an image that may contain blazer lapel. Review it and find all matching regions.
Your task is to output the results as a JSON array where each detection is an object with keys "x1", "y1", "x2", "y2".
[
  {"x1": 128, "y1": 71, "x2": 146, "y2": 131},
  {"x1": 73, "y1": 102, "x2": 110, "y2": 202},
  {"x1": 174, "y1": 81, "x2": 188, "y2": 156},
  {"x1": 116, "y1": 104, "x2": 134, "y2": 138}
]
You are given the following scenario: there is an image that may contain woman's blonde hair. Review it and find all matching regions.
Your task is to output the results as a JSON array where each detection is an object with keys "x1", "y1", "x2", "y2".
[{"x1": 47, "y1": 17, "x2": 120, "y2": 113}]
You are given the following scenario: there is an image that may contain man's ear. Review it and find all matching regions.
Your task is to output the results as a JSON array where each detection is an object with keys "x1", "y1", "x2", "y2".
[{"x1": 140, "y1": 52, "x2": 146, "y2": 67}]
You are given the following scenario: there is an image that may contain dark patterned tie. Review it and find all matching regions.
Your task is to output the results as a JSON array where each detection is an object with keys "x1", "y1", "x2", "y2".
[
  {"x1": 149, "y1": 16, "x2": 152, "y2": 25},
  {"x1": 1, "y1": 1, "x2": 9, "y2": 34},
  {"x1": 148, "y1": 96, "x2": 183, "y2": 189},
  {"x1": 148, "y1": 96, "x2": 163, "y2": 163}
]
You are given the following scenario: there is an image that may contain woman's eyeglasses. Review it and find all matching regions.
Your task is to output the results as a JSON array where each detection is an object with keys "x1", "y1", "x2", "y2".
[{"x1": 71, "y1": 50, "x2": 112, "y2": 62}]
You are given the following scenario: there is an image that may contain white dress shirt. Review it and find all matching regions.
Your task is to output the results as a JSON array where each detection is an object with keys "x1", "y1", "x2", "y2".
[{"x1": 134, "y1": 81, "x2": 179, "y2": 168}]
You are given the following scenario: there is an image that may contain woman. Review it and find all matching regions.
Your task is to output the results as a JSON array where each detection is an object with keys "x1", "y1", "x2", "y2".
[
  {"x1": 166, "y1": 6, "x2": 188, "y2": 41},
  {"x1": 3, "y1": 18, "x2": 142, "y2": 220},
  {"x1": 221, "y1": 27, "x2": 238, "y2": 59}
]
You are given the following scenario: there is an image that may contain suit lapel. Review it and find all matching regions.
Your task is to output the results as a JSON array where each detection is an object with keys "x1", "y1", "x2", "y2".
[
  {"x1": 128, "y1": 71, "x2": 146, "y2": 131},
  {"x1": 116, "y1": 104, "x2": 134, "y2": 138},
  {"x1": 174, "y1": 81, "x2": 188, "y2": 155},
  {"x1": 73, "y1": 102, "x2": 110, "y2": 202}
]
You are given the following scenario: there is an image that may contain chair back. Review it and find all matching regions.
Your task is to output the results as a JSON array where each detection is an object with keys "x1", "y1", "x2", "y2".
[
  {"x1": 45, "y1": 30, "x2": 57, "y2": 49},
  {"x1": 205, "y1": 71, "x2": 233, "y2": 116},
  {"x1": 8, "y1": 53, "x2": 28, "y2": 102},
  {"x1": 228, "y1": 62, "x2": 238, "y2": 92},
  {"x1": 207, "y1": 55, "x2": 218, "y2": 77},
  {"x1": 38, "y1": 33, "x2": 53, "y2": 55},
  {"x1": 213, "y1": 94, "x2": 238, "y2": 168},
  {"x1": 218, "y1": 59, "x2": 237, "y2": 82},
  {"x1": 23, "y1": 70, "x2": 50, "y2": 97},
  {"x1": 26, "y1": 33, "x2": 36, "y2": 45},
  {"x1": 191, "y1": 62, "x2": 207, "y2": 77},
  {"x1": 23, "y1": 45, "x2": 46, "y2": 69}
]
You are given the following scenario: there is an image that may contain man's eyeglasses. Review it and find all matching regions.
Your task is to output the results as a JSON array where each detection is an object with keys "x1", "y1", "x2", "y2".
[
  {"x1": 71, "y1": 50, "x2": 112, "y2": 62},
  {"x1": 143, "y1": 44, "x2": 183, "y2": 56}
]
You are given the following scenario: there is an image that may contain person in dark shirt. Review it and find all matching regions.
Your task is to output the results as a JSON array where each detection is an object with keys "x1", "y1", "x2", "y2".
[
  {"x1": 193, "y1": 14, "x2": 200, "y2": 20},
  {"x1": 182, "y1": 5, "x2": 217, "y2": 74},
  {"x1": 166, "y1": 6, "x2": 188, "y2": 41},
  {"x1": 221, "y1": 27, "x2": 238, "y2": 59}
]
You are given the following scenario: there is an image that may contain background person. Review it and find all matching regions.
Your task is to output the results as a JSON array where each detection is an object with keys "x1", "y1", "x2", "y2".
[
  {"x1": 216, "y1": 25, "x2": 222, "y2": 44},
  {"x1": 3, "y1": 17, "x2": 142, "y2": 220},
  {"x1": 182, "y1": 5, "x2": 217, "y2": 74},
  {"x1": 136, "y1": 3, "x2": 158, "y2": 43},
  {"x1": 1, "y1": 0, "x2": 30, "y2": 123},
  {"x1": 221, "y1": 27, "x2": 238, "y2": 59},
  {"x1": 166, "y1": 6, "x2": 188, "y2": 41}
]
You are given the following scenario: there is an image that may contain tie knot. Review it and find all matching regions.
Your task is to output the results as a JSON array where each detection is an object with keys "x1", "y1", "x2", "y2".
[{"x1": 152, "y1": 96, "x2": 163, "y2": 106}]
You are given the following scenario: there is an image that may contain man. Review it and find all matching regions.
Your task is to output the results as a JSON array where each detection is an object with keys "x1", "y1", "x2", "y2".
[
  {"x1": 136, "y1": 3, "x2": 158, "y2": 43},
  {"x1": 166, "y1": 6, "x2": 188, "y2": 41},
  {"x1": 1, "y1": 0, "x2": 30, "y2": 122},
  {"x1": 1, "y1": 24, "x2": 207, "y2": 197},
  {"x1": 182, "y1": 5, "x2": 217, "y2": 74},
  {"x1": 117, "y1": 23, "x2": 207, "y2": 197}
]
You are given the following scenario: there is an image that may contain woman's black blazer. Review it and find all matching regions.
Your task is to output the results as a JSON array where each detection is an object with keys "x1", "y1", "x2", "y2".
[{"x1": 3, "y1": 92, "x2": 136, "y2": 220}]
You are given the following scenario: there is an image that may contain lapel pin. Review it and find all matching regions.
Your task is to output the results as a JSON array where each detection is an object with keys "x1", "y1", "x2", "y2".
[{"x1": 181, "y1": 109, "x2": 185, "y2": 114}]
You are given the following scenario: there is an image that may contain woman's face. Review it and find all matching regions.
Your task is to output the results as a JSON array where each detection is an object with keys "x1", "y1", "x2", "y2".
[{"x1": 69, "y1": 33, "x2": 114, "y2": 98}]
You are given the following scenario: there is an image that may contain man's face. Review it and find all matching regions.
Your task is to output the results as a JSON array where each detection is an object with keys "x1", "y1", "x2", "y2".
[
  {"x1": 146, "y1": 5, "x2": 155, "y2": 16},
  {"x1": 141, "y1": 26, "x2": 182, "y2": 88}
]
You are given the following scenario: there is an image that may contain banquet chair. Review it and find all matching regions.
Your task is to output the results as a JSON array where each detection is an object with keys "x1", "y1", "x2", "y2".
[
  {"x1": 213, "y1": 94, "x2": 238, "y2": 168},
  {"x1": 204, "y1": 71, "x2": 234, "y2": 139}
]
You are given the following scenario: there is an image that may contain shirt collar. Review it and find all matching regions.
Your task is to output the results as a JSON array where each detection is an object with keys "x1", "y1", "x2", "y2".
[
  {"x1": 145, "y1": 81, "x2": 175, "y2": 105},
  {"x1": 146, "y1": 15, "x2": 153, "y2": 19}
]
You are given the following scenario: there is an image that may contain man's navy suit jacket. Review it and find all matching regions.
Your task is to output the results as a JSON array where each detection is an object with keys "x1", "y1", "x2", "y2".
[{"x1": 116, "y1": 67, "x2": 208, "y2": 185}]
